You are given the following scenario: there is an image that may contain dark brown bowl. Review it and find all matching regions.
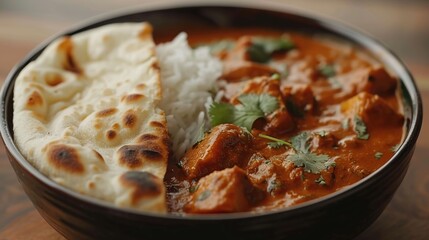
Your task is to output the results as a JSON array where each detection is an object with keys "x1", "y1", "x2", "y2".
[{"x1": 0, "y1": 2, "x2": 422, "y2": 240}]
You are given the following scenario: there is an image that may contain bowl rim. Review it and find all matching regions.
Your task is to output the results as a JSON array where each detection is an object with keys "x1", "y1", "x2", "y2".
[{"x1": 0, "y1": 0, "x2": 423, "y2": 221}]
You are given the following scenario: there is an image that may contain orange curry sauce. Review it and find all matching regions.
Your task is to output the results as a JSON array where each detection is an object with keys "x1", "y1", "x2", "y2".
[{"x1": 163, "y1": 29, "x2": 405, "y2": 214}]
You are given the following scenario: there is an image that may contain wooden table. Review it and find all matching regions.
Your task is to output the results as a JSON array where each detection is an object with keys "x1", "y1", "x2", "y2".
[{"x1": 0, "y1": 0, "x2": 428, "y2": 239}]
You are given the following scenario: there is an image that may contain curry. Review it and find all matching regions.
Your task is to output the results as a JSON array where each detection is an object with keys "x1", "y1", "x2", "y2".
[{"x1": 163, "y1": 28, "x2": 404, "y2": 214}]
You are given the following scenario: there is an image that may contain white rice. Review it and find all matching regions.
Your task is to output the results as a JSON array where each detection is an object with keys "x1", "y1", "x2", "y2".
[{"x1": 156, "y1": 33, "x2": 223, "y2": 159}]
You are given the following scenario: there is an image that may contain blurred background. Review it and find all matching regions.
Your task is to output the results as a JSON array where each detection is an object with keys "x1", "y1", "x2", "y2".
[
  {"x1": 0, "y1": 0, "x2": 428, "y2": 85},
  {"x1": 0, "y1": 0, "x2": 428, "y2": 239}
]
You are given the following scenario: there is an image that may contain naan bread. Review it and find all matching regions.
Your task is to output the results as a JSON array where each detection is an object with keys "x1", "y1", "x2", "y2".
[{"x1": 13, "y1": 23, "x2": 169, "y2": 212}]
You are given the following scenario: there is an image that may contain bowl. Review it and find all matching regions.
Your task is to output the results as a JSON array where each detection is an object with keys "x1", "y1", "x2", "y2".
[{"x1": 0, "y1": 1, "x2": 422, "y2": 240}]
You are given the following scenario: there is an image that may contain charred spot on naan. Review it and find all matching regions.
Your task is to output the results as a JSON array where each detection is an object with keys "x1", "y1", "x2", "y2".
[
  {"x1": 87, "y1": 181, "x2": 96, "y2": 190},
  {"x1": 136, "y1": 83, "x2": 146, "y2": 90},
  {"x1": 111, "y1": 123, "x2": 120, "y2": 130},
  {"x1": 138, "y1": 24, "x2": 153, "y2": 40},
  {"x1": 122, "y1": 110, "x2": 138, "y2": 128},
  {"x1": 44, "y1": 72, "x2": 64, "y2": 87},
  {"x1": 121, "y1": 94, "x2": 145, "y2": 103},
  {"x1": 57, "y1": 37, "x2": 82, "y2": 75},
  {"x1": 106, "y1": 130, "x2": 117, "y2": 140},
  {"x1": 47, "y1": 144, "x2": 84, "y2": 174},
  {"x1": 139, "y1": 134, "x2": 159, "y2": 141},
  {"x1": 149, "y1": 121, "x2": 165, "y2": 129},
  {"x1": 27, "y1": 90, "x2": 44, "y2": 107},
  {"x1": 151, "y1": 61, "x2": 160, "y2": 71},
  {"x1": 147, "y1": 120, "x2": 169, "y2": 145},
  {"x1": 96, "y1": 108, "x2": 118, "y2": 117},
  {"x1": 120, "y1": 171, "x2": 163, "y2": 205},
  {"x1": 138, "y1": 131, "x2": 169, "y2": 148},
  {"x1": 117, "y1": 142, "x2": 165, "y2": 169}
]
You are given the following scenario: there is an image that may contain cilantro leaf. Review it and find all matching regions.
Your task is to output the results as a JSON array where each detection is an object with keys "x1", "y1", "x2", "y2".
[
  {"x1": 189, "y1": 184, "x2": 199, "y2": 193},
  {"x1": 260, "y1": 132, "x2": 334, "y2": 174},
  {"x1": 204, "y1": 40, "x2": 235, "y2": 54},
  {"x1": 253, "y1": 94, "x2": 279, "y2": 114},
  {"x1": 247, "y1": 43, "x2": 270, "y2": 63},
  {"x1": 258, "y1": 134, "x2": 293, "y2": 149},
  {"x1": 288, "y1": 131, "x2": 332, "y2": 174},
  {"x1": 291, "y1": 131, "x2": 311, "y2": 153},
  {"x1": 253, "y1": 37, "x2": 295, "y2": 54},
  {"x1": 353, "y1": 115, "x2": 369, "y2": 140},
  {"x1": 315, "y1": 175, "x2": 327, "y2": 185},
  {"x1": 328, "y1": 77, "x2": 342, "y2": 89},
  {"x1": 391, "y1": 144, "x2": 400, "y2": 152},
  {"x1": 234, "y1": 94, "x2": 279, "y2": 130},
  {"x1": 233, "y1": 107, "x2": 264, "y2": 132},
  {"x1": 318, "y1": 65, "x2": 336, "y2": 78},
  {"x1": 374, "y1": 152, "x2": 383, "y2": 160},
  {"x1": 248, "y1": 37, "x2": 295, "y2": 63},
  {"x1": 289, "y1": 152, "x2": 330, "y2": 174},
  {"x1": 342, "y1": 118, "x2": 350, "y2": 130},
  {"x1": 271, "y1": 73, "x2": 281, "y2": 80},
  {"x1": 317, "y1": 130, "x2": 328, "y2": 137},
  {"x1": 268, "y1": 142, "x2": 286, "y2": 149},
  {"x1": 208, "y1": 94, "x2": 279, "y2": 131},
  {"x1": 267, "y1": 178, "x2": 281, "y2": 193},
  {"x1": 196, "y1": 190, "x2": 211, "y2": 201},
  {"x1": 209, "y1": 102, "x2": 235, "y2": 127},
  {"x1": 192, "y1": 121, "x2": 207, "y2": 146}
]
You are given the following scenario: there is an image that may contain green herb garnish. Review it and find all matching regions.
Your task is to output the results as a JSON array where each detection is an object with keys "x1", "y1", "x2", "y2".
[
  {"x1": 288, "y1": 132, "x2": 333, "y2": 174},
  {"x1": 248, "y1": 37, "x2": 295, "y2": 63},
  {"x1": 391, "y1": 144, "x2": 400, "y2": 152},
  {"x1": 176, "y1": 160, "x2": 183, "y2": 169},
  {"x1": 247, "y1": 43, "x2": 270, "y2": 63},
  {"x1": 374, "y1": 152, "x2": 383, "y2": 160},
  {"x1": 328, "y1": 77, "x2": 342, "y2": 89},
  {"x1": 318, "y1": 65, "x2": 336, "y2": 78},
  {"x1": 318, "y1": 130, "x2": 328, "y2": 137},
  {"x1": 192, "y1": 121, "x2": 207, "y2": 146},
  {"x1": 271, "y1": 73, "x2": 281, "y2": 80},
  {"x1": 259, "y1": 134, "x2": 293, "y2": 149},
  {"x1": 315, "y1": 175, "x2": 326, "y2": 185},
  {"x1": 267, "y1": 178, "x2": 281, "y2": 193},
  {"x1": 319, "y1": 65, "x2": 341, "y2": 88},
  {"x1": 196, "y1": 190, "x2": 211, "y2": 201},
  {"x1": 342, "y1": 118, "x2": 350, "y2": 130},
  {"x1": 259, "y1": 132, "x2": 333, "y2": 174},
  {"x1": 209, "y1": 94, "x2": 279, "y2": 131},
  {"x1": 353, "y1": 115, "x2": 369, "y2": 140},
  {"x1": 209, "y1": 102, "x2": 235, "y2": 127},
  {"x1": 203, "y1": 40, "x2": 235, "y2": 54},
  {"x1": 189, "y1": 184, "x2": 199, "y2": 193}
]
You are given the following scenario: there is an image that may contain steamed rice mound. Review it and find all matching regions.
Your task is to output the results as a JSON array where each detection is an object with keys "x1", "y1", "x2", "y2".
[{"x1": 156, "y1": 33, "x2": 223, "y2": 159}]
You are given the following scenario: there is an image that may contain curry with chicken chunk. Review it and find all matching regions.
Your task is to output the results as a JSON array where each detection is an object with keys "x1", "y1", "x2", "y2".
[{"x1": 164, "y1": 29, "x2": 404, "y2": 214}]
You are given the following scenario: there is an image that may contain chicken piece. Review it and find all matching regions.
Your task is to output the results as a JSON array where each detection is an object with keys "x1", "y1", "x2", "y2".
[
  {"x1": 232, "y1": 76, "x2": 283, "y2": 102},
  {"x1": 185, "y1": 166, "x2": 264, "y2": 213},
  {"x1": 282, "y1": 83, "x2": 317, "y2": 116},
  {"x1": 181, "y1": 124, "x2": 253, "y2": 179},
  {"x1": 246, "y1": 153, "x2": 299, "y2": 195},
  {"x1": 264, "y1": 109, "x2": 295, "y2": 135},
  {"x1": 311, "y1": 131, "x2": 338, "y2": 150},
  {"x1": 222, "y1": 62, "x2": 278, "y2": 82},
  {"x1": 246, "y1": 153, "x2": 284, "y2": 195},
  {"x1": 340, "y1": 92, "x2": 403, "y2": 127},
  {"x1": 247, "y1": 153, "x2": 276, "y2": 186},
  {"x1": 221, "y1": 36, "x2": 277, "y2": 82},
  {"x1": 338, "y1": 67, "x2": 397, "y2": 97}
]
